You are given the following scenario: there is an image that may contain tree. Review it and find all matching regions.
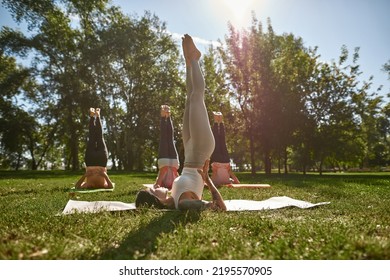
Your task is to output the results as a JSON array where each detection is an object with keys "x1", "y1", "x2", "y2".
[
  {"x1": 90, "y1": 9, "x2": 183, "y2": 171},
  {"x1": 302, "y1": 46, "x2": 371, "y2": 174},
  {"x1": 220, "y1": 17, "x2": 316, "y2": 174},
  {"x1": 202, "y1": 45, "x2": 244, "y2": 165},
  {"x1": 1, "y1": 1, "x2": 95, "y2": 170},
  {"x1": 1, "y1": 1, "x2": 183, "y2": 171},
  {"x1": 383, "y1": 60, "x2": 390, "y2": 81},
  {"x1": 220, "y1": 21, "x2": 261, "y2": 174},
  {"x1": 270, "y1": 34, "x2": 317, "y2": 173},
  {"x1": 0, "y1": 53, "x2": 37, "y2": 169}
]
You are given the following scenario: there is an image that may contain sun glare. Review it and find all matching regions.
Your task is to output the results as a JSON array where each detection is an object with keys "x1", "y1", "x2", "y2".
[{"x1": 218, "y1": 0, "x2": 258, "y2": 29}]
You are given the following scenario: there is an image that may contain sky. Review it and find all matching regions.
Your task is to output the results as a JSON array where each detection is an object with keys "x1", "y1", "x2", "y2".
[{"x1": 1, "y1": 0, "x2": 389, "y2": 99}]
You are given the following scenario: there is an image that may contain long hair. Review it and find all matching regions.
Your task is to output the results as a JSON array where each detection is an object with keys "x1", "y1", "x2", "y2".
[{"x1": 135, "y1": 190, "x2": 165, "y2": 209}]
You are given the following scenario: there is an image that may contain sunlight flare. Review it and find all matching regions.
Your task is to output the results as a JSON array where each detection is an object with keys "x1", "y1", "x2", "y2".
[{"x1": 218, "y1": 0, "x2": 258, "y2": 29}]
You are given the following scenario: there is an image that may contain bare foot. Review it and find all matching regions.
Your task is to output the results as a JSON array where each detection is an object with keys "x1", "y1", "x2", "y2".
[
  {"x1": 182, "y1": 36, "x2": 191, "y2": 66},
  {"x1": 213, "y1": 112, "x2": 223, "y2": 123},
  {"x1": 184, "y1": 34, "x2": 201, "y2": 61},
  {"x1": 161, "y1": 105, "x2": 170, "y2": 118},
  {"x1": 95, "y1": 108, "x2": 101, "y2": 118},
  {"x1": 89, "y1": 108, "x2": 95, "y2": 117}
]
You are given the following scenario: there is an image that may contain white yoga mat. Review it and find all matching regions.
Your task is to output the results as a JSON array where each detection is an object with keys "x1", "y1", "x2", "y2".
[
  {"x1": 62, "y1": 200, "x2": 136, "y2": 214},
  {"x1": 142, "y1": 184, "x2": 271, "y2": 189},
  {"x1": 61, "y1": 196, "x2": 330, "y2": 214},
  {"x1": 224, "y1": 196, "x2": 330, "y2": 211},
  {"x1": 226, "y1": 183, "x2": 271, "y2": 188}
]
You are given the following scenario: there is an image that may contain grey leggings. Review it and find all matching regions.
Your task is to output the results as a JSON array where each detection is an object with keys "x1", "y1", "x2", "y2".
[{"x1": 182, "y1": 60, "x2": 215, "y2": 167}]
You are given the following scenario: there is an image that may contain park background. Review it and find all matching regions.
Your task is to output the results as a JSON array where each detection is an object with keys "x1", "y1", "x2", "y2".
[
  {"x1": 0, "y1": 0, "x2": 390, "y2": 262},
  {"x1": 1, "y1": 0, "x2": 389, "y2": 174}
]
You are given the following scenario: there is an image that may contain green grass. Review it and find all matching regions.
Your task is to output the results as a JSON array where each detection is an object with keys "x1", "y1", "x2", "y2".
[{"x1": 0, "y1": 170, "x2": 389, "y2": 260}]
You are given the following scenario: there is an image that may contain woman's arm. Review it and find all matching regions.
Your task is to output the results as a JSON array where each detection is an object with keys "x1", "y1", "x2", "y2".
[
  {"x1": 204, "y1": 174, "x2": 227, "y2": 211},
  {"x1": 75, "y1": 174, "x2": 86, "y2": 188},
  {"x1": 228, "y1": 168, "x2": 240, "y2": 184},
  {"x1": 102, "y1": 172, "x2": 113, "y2": 188},
  {"x1": 198, "y1": 159, "x2": 227, "y2": 211}
]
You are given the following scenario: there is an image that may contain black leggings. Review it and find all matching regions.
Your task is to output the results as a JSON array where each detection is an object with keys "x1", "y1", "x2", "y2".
[
  {"x1": 85, "y1": 116, "x2": 108, "y2": 167},
  {"x1": 158, "y1": 116, "x2": 178, "y2": 159},
  {"x1": 211, "y1": 123, "x2": 230, "y2": 163}
]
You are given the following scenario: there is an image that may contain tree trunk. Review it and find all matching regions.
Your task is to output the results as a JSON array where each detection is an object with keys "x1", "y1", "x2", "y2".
[
  {"x1": 283, "y1": 148, "x2": 288, "y2": 174},
  {"x1": 264, "y1": 149, "x2": 272, "y2": 175},
  {"x1": 15, "y1": 152, "x2": 22, "y2": 171},
  {"x1": 66, "y1": 106, "x2": 80, "y2": 171},
  {"x1": 28, "y1": 135, "x2": 38, "y2": 170},
  {"x1": 70, "y1": 128, "x2": 79, "y2": 171},
  {"x1": 249, "y1": 132, "x2": 256, "y2": 175},
  {"x1": 35, "y1": 125, "x2": 57, "y2": 170},
  {"x1": 111, "y1": 155, "x2": 117, "y2": 171}
]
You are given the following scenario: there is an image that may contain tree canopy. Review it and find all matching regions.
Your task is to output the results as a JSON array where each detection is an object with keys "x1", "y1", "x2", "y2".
[{"x1": 1, "y1": 1, "x2": 389, "y2": 173}]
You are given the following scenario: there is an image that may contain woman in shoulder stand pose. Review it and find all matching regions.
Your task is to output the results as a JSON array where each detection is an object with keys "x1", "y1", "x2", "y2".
[
  {"x1": 75, "y1": 108, "x2": 113, "y2": 189},
  {"x1": 153, "y1": 104, "x2": 180, "y2": 190},
  {"x1": 210, "y1": 111, "x2": 240, "y2": 186}
]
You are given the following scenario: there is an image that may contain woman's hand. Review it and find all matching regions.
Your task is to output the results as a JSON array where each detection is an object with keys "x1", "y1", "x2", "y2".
[
  {"x1": 211, "y1": 199, "x2": 227, "y2": 211},
  {"x1": 197, "y1": 159, "x2": 211, "y2": 183}
]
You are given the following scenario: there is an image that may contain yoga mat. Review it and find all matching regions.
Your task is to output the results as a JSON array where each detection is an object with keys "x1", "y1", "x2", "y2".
[
  {"x1": 62, "y1": 199, "x2": 135, "y2": 214},
  {"x1": 61, "y1": 196, "x2": 330, "y2": 214},
  {"x1": 224, "y1": 196, "x2": 330, "y2": 211},
  {"x1": 143, "y1": 183, "x2": 271, "y2": 189},
  {"x1": 69, "y1": 183, "x2": 115, "y2": 193},
  {"x1": 225, "y1": 184, "x2": 271, "y2": 188}
]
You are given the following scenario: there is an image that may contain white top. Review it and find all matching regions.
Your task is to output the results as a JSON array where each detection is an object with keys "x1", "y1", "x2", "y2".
[{"x1": 170, "y1": 167, "x2": 204, "y2": 209}]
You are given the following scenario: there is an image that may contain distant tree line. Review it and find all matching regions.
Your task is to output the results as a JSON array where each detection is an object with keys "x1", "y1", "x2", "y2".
[{"x1": 1, "y1": 0, "x2": 389, "y2": 174}]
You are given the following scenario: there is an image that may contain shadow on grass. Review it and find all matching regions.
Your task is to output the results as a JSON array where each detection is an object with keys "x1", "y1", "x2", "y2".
[{"x1": 99, "y1": 210, "x2": 201, "y2": 259}]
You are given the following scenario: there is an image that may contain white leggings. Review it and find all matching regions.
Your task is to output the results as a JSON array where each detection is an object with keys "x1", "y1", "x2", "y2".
[
  {"x1": 171, "y1": 59, "x2": 215, "y2": 209},
  {"x1": 182, "y1": 60, "x2": 215, "y2": 167}
]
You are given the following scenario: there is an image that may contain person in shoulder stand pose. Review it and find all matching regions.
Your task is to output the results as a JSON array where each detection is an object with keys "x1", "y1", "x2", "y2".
[
  {"x1": 154, "y1": 104, "x2": 180, "y2": 190},
  {"x1": 210, "y1": 111, "x2": 240, "y2": 186},
  {"x1": 75, "y1": 108, "x2": 113, "y2": 189}
]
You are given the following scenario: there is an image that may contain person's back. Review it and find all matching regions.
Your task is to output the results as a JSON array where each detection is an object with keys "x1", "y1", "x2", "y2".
[
  {"x1": 210, "y1": 112, "x2": 240, "y2": 186},
  {"x1": 211, "y1": 162, "x2": 232, "y2": 186},
  {"x1": 83, "y1": 166, "x2": 108, "y2": 188},
  {"x1": 157, "y1": 160, "x2": 179, "y2": 189}
]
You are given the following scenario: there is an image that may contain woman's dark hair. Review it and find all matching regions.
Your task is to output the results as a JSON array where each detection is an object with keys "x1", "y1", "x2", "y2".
[{"x1": 135, "y1": 190, "x2": 165, "y2": 209}]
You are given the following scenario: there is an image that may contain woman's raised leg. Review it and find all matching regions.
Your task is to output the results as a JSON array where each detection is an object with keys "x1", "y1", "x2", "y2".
[{"x1": 184, "y1": 35, "x2": 214, "y2": 166}]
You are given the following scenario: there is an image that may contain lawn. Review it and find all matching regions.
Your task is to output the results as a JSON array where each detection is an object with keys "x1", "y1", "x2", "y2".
[{"x1": 0, "y1": 170, "x2": 389, "y2": 260}]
